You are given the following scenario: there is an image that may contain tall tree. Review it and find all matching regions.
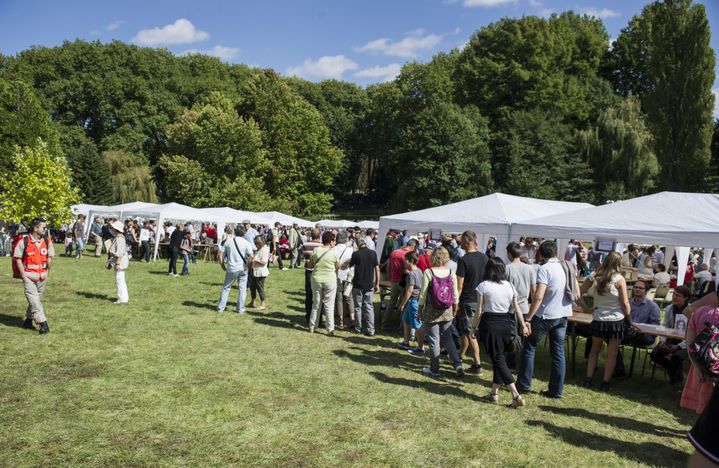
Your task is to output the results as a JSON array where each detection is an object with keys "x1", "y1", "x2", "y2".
[
  {"x1": 643, "y1": 0, "x2": 715, "y2": 190},
  {"x1": 104, "y1": 150, "x2": 158, "y2": 203},
  {"x1": 579, "y1": 96, "x2": 658, "y2": 202}
]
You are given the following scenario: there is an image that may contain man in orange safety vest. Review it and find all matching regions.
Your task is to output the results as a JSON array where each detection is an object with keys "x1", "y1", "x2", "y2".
[{"x1": 13, "y1": 217, "x2": 55, "y2": 334}]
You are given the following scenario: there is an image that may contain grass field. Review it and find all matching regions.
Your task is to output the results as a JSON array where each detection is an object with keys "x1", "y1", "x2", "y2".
[{"x1": 0, "y1": 255, "x2": 698, "y2": 466}]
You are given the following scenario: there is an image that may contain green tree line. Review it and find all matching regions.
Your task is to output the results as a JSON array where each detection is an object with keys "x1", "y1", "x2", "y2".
[{"x1": 0, "y1": 0, "x2": 715, "y2": 220}]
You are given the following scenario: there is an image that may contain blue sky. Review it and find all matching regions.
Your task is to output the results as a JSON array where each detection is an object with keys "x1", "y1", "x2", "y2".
[{"x1": 0, "y1": 0, "x2": 717, "y2": 111}]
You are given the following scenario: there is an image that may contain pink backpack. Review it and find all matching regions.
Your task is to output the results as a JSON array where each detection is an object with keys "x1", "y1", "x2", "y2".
[{"x1": 428, "y1": 269, "x2": 454, "y2": 310}]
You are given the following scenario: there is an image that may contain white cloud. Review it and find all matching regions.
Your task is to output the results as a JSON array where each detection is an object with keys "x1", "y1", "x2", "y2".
[
  {"x1": 529, "y1": 0, "x2": 542, "y2": 6},
  {"x1": 540, "y1": 8, "x2": 555, "y2": 18},
  {"x1": 578, "y1": 7, "x2": 620, "y2": 19},
  {"x1": 713, "y1": 88, "x2": 719, "y2": 119},
  {"x1": 354, "y1": 64, "x2": 402, "y2": 82},
  {"x1": 106, "y1": 21, "x2": 124, "y2": 32},
  {"x1": 460, "y1": 0, "x2": 517, "y2": 7},
  {"x1": 181, "y1": 45, "x2": 241, "y2": 62},
  {"x1": 133, "y1": 18, "x2": 209, "y2": 46},
  {"x1": 356, "y1": 30, "x2": 443, "y2": 58},
  {"x1": 286, "y1": 55, "x2": 359, "y2": 80}
]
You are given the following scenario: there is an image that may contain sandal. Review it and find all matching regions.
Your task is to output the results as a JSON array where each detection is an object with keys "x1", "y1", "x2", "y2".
[
  {"x1": 484, "y1": 393, "x2": 499, "y2": 403},
  {"x1": 510, "y1": 394, "x2": 525, "y2": 408}
]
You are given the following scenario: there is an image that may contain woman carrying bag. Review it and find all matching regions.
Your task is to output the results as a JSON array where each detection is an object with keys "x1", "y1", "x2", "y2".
[
  {"x1": 107, "y1": 221, "x2": 130, "y2": 304},
  {"x1": 471, "y1": 257, "x2": 529, "y2": 407},
  {"x1": 250, "y1": 236, "x2": 270, "y2": 310}
]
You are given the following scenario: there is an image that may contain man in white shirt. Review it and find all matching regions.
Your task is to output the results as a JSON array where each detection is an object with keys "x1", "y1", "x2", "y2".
[
  {"x1": 517, "y1": 240, "x2": 576, "y2": 399},
  {"x1": 363, "y1": 228, "x2": 377, "y2": 251},
  {"x1": 216, "y1": 226, "x2": 254, "y2": 314},
  {"x1": 333, "y1": 231, "x2": 355, "y2": 328}
]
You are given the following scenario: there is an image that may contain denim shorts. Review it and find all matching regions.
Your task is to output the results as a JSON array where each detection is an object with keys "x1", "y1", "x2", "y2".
[
  {"x1": 402, "y1": 299, "x2": 422, "y2": 329},
  {"x1": 457, "y1": 302, "x2": 477, "y2": 336}
]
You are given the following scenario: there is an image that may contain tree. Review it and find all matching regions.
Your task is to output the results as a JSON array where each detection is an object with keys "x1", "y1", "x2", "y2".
[
  {"x1": 579, "y1": 97, "x2": 658, "y2": 202},
  {"x1": 642, "y1": 0, "x2": 715, "y2": 190},
  {"x1": 0, "y1": 78, "x2": 61, "y2": 174},
  {"x1": 0, "y1": 139, "x2": 80, "y2": 223},
  {"x1": 393, "y1": 102, "x2": 492, "y2": 210},
  {"x1": 104, "y1": 150, "x2": 158, "y2": 203},
  {"x1": 237, "y1": 70, "x2": 342, "y2": 215},
  {"x1": 493, "y1": 109, "x2": 593, "y2": 202}
]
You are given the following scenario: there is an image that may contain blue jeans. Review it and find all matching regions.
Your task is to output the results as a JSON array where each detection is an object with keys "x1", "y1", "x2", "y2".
[
  {"x1": 517, "y1": 316, "x2": 567, "y2": 397},
  {"x1": 181, "y1": 252, "x2": 190, "y2": 275},
  {"x1": 217, "y1": 269, "x2": 248, "y2": 312}
]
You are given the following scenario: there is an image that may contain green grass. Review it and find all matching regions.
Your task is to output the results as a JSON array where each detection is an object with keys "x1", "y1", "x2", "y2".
[{"x1": 0, "y1": 256, "x2": 696, "y2": 466}]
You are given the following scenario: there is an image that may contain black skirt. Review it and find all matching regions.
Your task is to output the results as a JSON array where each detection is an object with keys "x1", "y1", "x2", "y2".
[{"x1": 590, "y1": 319, "x2": 626, "y2": 340}]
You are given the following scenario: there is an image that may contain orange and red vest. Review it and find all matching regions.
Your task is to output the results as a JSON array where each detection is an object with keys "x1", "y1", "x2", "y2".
[{"x1": 21, "y1": 236, "x2": 51, "y2": 281}]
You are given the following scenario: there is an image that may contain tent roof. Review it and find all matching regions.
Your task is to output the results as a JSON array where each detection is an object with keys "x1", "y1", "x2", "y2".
[
  {"x1": 315, "y1": 219, "x2": 356, "y2": 228},
  {"x1": 512, "y1": 191, "x2": 719, "y2": 248},
  {"x1": 256, "y1": 211, "x2": 314, "y2": 227},
  {"x1": 358, "y1": 220, "x2": 379, "y2": 230},
  {"x1": 71, "y1": 204, "x2": 106, "y2": 216},
  {"x1": 201, "y1": 207, "x2": 273, "y2": 225},
  {"x1": 87, "y1": 201, "x2": 159, "y2": 215},
  {"x1": 126, "y1": 202, "x2": 225, "y2": 223},
  {"x1": 379, "y1": 193, "x2": 593, "y2": 234}
]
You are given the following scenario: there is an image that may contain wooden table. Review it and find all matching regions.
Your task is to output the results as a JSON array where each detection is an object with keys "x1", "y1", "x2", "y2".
[{"x1": 567, "y1": 311, "x2": 686, "y2": 376}]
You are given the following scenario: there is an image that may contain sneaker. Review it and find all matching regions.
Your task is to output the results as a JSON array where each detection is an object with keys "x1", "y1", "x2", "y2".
[
  {"x1": 22, "y1": 318, "x2": 34, "y2": 330},
  {"x1": 408, "y1": 347, "x2": 425, "y2": 356},
  {"x1": 348, "y1": 327, "x2": 360, "y2": 334},
  {"x1": 539, "y1": 390, "x2": 562, "y2": 399},
  {"x1": 455, "y1": 366, "x2": 465, "y2": 378},
  {"x1": 467, "y1": 364, "x2": 483, "y2": 375},
  {"x1": 421, "y1": 367, "x2": 440, "y2": 378},
  {"x1": 397, "y1": 342, "x2": 411, "y2": 350},
  {"x1": 281, "y1": 267, "x2": 289, "y2": 271},
  {"x1": 581, "y1": 377, "x2": 593, "y2": 388},
  {"x1": 39, "y1": 322, "x2": 49, "y2": 334},
  {"x1": 236, "y1": 310, "x2": 245, "y2": 315},
  {"x1": 598, "y1": 381, "x2": 611, "y2": 392}
]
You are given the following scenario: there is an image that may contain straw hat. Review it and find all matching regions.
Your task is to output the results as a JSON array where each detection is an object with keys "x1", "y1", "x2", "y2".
[{"x1": 110, "y1": 221, "x2": 125, "y2": 233}]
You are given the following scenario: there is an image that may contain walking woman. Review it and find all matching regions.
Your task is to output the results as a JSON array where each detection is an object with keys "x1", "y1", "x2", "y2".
[
  {"x1": 308, "y1": 231, "x2": 340, "y2": 335},
  {"x1": 471, "y1": 257, "x2": 529, "y2": 407},
  {"x1": 250, "y1": 235, "x2": 270, "y2": 310},
  {"x1": 418, "y1": 246, "x2": 464, "y2": 378},
  {"x1": 579, "y1": 251, "x2": 632, "y2": 391},
  {"x1": 108, "y1": 221, "x2": 130, "y2": 303}
]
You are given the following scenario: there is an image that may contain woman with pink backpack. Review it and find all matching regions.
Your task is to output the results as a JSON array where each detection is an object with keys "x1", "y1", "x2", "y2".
[{"x1": 417, "y1": 246, "x2": 464, "y2": 378}]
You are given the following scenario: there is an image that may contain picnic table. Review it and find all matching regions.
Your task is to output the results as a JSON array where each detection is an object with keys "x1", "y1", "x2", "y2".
[{"x1": 567, "y1": 311, "x2": 685, "y2": 377}]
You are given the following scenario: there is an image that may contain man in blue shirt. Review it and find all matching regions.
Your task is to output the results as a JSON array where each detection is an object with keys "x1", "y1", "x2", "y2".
[
  {"x1": 517, "y1": 240, "x2": 576, "y2": 399},
  {"x1": 613, "y1": 279, "x2": 660, "y2": 376},
  {"x1": 217, "y1": 226, "x2": 254, "y2": 314}
]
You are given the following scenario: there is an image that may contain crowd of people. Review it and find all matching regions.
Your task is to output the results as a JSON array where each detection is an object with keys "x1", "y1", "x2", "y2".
[{"x1": 7, "y1": 214, "x2": 719, "y2": 461}]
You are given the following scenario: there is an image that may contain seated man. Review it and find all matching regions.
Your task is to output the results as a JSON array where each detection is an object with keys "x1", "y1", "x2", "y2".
[
  {"x1": 614, "y1": 279, "x2": 660, "y2": 375},
  {"x1": 650, "y1": 285, "x2": 691, "y2": 384},
  {"x1": 693, "y1": 263, "x2": 714, "y2": 299}
]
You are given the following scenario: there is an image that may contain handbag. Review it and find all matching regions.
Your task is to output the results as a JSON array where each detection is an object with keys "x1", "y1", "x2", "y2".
[{"x1": 508, "y1": 314, "x2": 522, "y2": 353}]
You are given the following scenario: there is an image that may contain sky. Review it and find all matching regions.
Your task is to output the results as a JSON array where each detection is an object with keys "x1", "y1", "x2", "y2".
[{"x1": 0, "y1": 0, "x2": 717, "y2": 113}]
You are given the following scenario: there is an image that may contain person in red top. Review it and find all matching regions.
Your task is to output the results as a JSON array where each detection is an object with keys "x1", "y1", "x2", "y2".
[
  {"x1": 385, "y1": 239, "x2": 419, "y2": 330},
  {"x1": 417, "y1": 242, "x2": 436, "y2": 272},
  {"x1": 205, "y1": 224, "x2": 217, "y2": 243},
  {"x1": 13, "y1": 218, "x2": 55, "y2": 334}
]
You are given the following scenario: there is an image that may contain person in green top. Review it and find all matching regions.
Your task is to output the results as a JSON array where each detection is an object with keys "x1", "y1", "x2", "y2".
[{"x1": 309, "y1": 231, "x2": 340, "y2": 335}]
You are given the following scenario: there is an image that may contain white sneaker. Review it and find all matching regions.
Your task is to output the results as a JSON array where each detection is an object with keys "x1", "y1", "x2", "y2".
[{"x1": 281, "y1": 267, "x2": 289, "y2": 271}]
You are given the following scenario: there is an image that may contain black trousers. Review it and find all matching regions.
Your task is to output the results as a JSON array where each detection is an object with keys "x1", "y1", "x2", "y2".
[
  {"x1": 305, "y1": 269, "x2": 313, "y2": 322},
  {"x1": 251, "y1": 276, "x2": 266, "y2": 301},
  {"x1": 272, "y1": 244, "x2": 283, "y2": 269},
  {"x1": 479, "y1": 313, "x2": 515, "y2": 385},
  {"x1": 168, "y1": 247, "x2": 179, "y2": 274},
  {"x1": 651, "y1": 344, "x2": 687, "y2": 381},
  {"x1": 141, "y1": 241, "x2": 150, "y2": 262}
]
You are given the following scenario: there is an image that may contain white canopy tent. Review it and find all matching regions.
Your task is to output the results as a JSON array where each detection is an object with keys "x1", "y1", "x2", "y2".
[
  {"x1": 125, "y1": 203, "x2": 227, "y2": 260},
  {"x1": 377, "y1": 193, "x2": 594, "y2": 261},
  {"x1": 315, "y1": 219, "x2": 356, "y2": 229},
  {"x1": 257, "y1": 211, "x2": 314, "y2": 227},
  {"x1": 358, "y1": 220, "x2": 379, "y2": 230},
  {"x1": 512, "y1": 192, "x2": 719, "y2": 285},
  {"x1": 84, "y1": 202, "x2": 160, "y2": 237},
  {"x1": 201, "y1": 207, "x2": 273, "y2": 226},
  {"x1": 71, "y1": 203, "x2": 106, "y2": 217}
]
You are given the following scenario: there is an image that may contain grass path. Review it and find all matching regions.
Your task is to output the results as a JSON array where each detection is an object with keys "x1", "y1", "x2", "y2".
[{"x1": 0, "y1": 256, "x2": 696, "y2": 466}]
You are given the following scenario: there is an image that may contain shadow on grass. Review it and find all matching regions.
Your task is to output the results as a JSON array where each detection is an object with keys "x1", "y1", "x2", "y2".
[
  {"x1": 538, "y1": 405, "x2": 685, "y2": 438},
  {"x1": 0, "y1": 313, "x2": 23, "y2": 328},
  {"x1": 525, "y1": 420, "x2": 687, "y2": 467},
  {"x1": 370, "y1": 371, "x2": 488, "y2": 402},
  {"x1": 148, "y1": 271, "x2": 172, "y2": 276},
  {"x1": 287, "y1": 305, "x2": 306, "y2": 314},
  {"x1": 75, "y1": 291, "x2": 114, "y2": 302},
  {"x1": 246, "y1": 310, "x2": 306, "y2": 331},
  {"x1": 199, "y1": 281, "x2": 224, "y2": 287},
  {"x1": 343, "y1": 334, "x2": 397, "y2": 348},
  {"x1": 284, "y1": 291, "x2": 306, "y2": 298},
  {"x1": 181, "y1": 300, "x2": 217, "y2": 311}
]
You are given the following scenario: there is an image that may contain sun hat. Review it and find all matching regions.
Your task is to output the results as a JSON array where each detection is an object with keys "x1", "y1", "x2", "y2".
[{"x1": 110, "y1": 221, "x2": 125, "y2": 233}]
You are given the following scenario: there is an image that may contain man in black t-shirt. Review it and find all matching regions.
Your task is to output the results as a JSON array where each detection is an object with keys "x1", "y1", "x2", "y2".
[
  {"x1": 456, "y1": 230, "x2": 488, "y2": 374},
  {"x1": 350, "y1": 238, "x2": 380, "y2": 336}
]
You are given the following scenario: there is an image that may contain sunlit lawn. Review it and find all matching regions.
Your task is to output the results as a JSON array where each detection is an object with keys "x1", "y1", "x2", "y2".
[{"x1": 0, "y1": 255, "x2": 697, "y2": 466}]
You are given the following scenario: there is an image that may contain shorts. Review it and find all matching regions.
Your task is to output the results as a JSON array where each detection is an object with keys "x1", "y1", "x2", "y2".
[
  {"x1": 402, "y1": 299, "x2": 421, "y2": 329},
  {"x1": 457, "y1": 302, "x2": 477, "y2": 336}
]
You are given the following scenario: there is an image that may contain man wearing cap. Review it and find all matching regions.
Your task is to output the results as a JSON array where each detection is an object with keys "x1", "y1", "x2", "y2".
[{"x1": 14, "y1": 217, "x2": 54, "y2": 334}]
